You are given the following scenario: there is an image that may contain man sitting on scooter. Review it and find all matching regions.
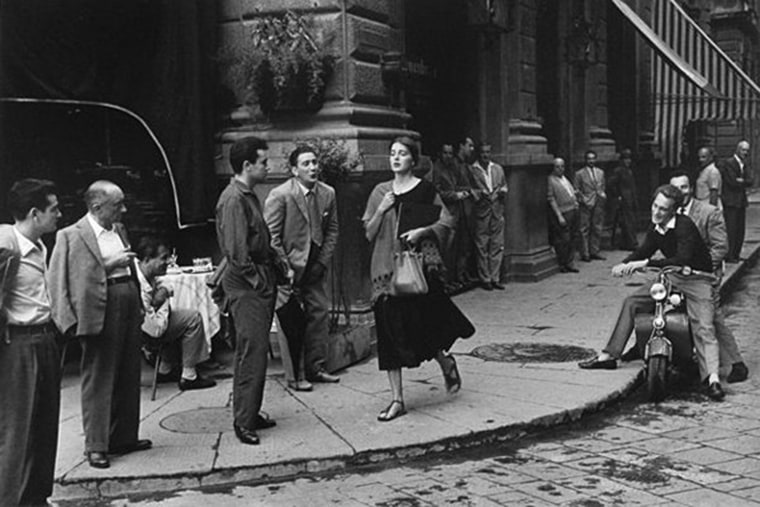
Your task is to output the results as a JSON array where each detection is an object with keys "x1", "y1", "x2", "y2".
[{"x1": 579, "y1": 184, "x2": 725, "y2": 401}]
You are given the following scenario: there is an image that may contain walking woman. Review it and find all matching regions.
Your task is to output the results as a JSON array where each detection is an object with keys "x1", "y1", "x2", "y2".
[{"x1": 362, "y1": 136, "x2": 475, "y2": 422}]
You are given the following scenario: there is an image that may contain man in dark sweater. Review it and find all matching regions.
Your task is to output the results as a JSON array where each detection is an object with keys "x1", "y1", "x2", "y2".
[{"x1": 579, "y1": 184, "x2": 725, "y2": 401}]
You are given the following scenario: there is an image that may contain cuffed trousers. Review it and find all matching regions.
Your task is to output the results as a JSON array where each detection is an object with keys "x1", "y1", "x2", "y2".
[{"x1": 473, "y1": 212, "x2": 505, "y2": 284}]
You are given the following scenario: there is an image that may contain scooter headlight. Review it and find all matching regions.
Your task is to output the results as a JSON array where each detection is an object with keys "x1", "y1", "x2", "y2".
[
  {"x1": 650, "y1": 283, "x2": 667, "y2": 301},
  {"x1": 653, "y1": 316, "x2": 666, "y2": 330},
  {"x1": 669, "y1": 293, "x2": 682, "y2": 306}
]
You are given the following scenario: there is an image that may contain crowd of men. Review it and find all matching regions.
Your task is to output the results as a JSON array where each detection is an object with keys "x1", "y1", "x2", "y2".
[
  {"x1": 0, "y1": 136, "x2": 753, "y2": 505},
  {"x1": 425, "y1": 137, "x2": 508, "y2": 291}
]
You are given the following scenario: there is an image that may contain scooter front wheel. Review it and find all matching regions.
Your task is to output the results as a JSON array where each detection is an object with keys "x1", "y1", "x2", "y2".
[{"x1": 647, "y1": 355, "x2": 668, "y2": 402}]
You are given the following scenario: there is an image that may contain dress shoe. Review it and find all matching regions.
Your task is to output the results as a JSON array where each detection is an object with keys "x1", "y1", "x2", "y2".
[
  {"x1": 287, "y1": 379, "x2": 313, "y2": 392},
  {"x1": 581, "y1": 256, "x2": 591, "y2": 262},
  {"x1": 706, "y1": 381, "x2": 725, "y2": 401},
  {"x1": 109, "y1": 439, "x2": 152, "y2": 455},
  {"x1": 234, "y1": 424, "x2": 260, "y2": 445},
  {"x1": 564, "y1": 265, "x2": 579, "y2": 273},
  {"x1": 578, "y1": 356, "x2": 617, "y2": 370},
  {"x1": 179, "y1": 375, "x2": 216, "y2": 391},
  {"x1": 255, "y1": 413, "x2": 277, "y2": 430},
  {"x1": 85, "y1": 451, "x2": 110, "y2": 469},
  {"x1": 308, "y1": 371, "x2": 340, "y2": 383},
  {"x1": 590, "y1": 254, "x2": 606, "y2": 261},
  {"x1": 479, "y1": 281, "x2": 493, "y2": 291},
  {"x1": 727, "y1": 362, "x2": 749, "y2": 383},
  {"x1": 491, "y1": 282, "x2": 506, "y2": 290}
]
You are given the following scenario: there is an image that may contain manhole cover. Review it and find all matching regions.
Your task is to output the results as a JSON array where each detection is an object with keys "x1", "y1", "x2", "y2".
[
  {"x1": 469, "y1": 342, "x2": 595, "y2": 363},
  {"x1": 160, "y1": 407, "x2": 232, "y2": 434}
]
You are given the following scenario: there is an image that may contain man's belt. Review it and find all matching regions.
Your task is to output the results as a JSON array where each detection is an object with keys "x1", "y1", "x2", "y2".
[
  {"x1": 107, "y1": 275, "x2": 133, "y2": 286},
  {"x1": 7, "y1": 321, "x2": 58, "y2": 336}
]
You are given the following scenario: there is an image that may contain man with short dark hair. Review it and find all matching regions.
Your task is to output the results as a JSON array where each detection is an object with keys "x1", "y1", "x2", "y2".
[
  {"x1": 0, "y1": 179, "x2": 62, "y2": 506},
  {"x1": 579, "y1": 184, "x2": 725, "y2": 401},
  {"x1": 695, "y1": 147, "x2": 722, "y2": 209},
  {"x1": 470, "y1": 142, "x2": 508, "y2": 290},
  {"x1": 453, "y1": 136, "x2": 477, "y2": 284},
  {"x1": 216, "y1": 136, "x2": 278, "y2": 445},
  {"x1": 50, "y1": 180, "x2": 150, "y2": 469},
  {"x1": 669, "y1": 171, "x2": 748, "y2": 383},
  {"x1": 575, "y1": 150, "x2": 607, "y2": 262},
  {"x1": 718, "y1": 140, "x2": 753, "y2": 262},
  {"x1": 135, "y1": 236, "x2": 216, "y2": 391},
  {"x1": 265, "y1": 146, "x2": 340, "y2": 387}
]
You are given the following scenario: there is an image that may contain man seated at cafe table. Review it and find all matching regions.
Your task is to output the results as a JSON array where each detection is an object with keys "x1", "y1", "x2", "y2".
[{"x1": 135, "y1": 236, "x2": 216, "y2": 391}]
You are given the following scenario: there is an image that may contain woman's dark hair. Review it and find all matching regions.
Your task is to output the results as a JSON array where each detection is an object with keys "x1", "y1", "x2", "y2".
[
  {"x1": 229, "y1": 136, "x2": 268, "y2": 174},
  {"x1": 7, "y1": 179, "x2": 57, "y2": 221},
  {"x1": 389, "y1": 136, "x2": 420, "y2": 165}
]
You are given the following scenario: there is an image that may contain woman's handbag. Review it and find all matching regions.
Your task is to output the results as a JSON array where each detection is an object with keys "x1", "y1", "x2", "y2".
[{"x1": 391, "y1": 250, "x2": 428, "y2": 296}]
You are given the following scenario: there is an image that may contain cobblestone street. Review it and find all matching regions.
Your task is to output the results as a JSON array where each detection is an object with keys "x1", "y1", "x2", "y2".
[{"x1": 72, "y1": 259, "x2": 760, "y2": 506}]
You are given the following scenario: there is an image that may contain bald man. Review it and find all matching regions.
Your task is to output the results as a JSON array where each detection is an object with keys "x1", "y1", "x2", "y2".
[
  {"x1": 49, "y1": 180, "x2": 150, "y2": 469},
  {"x1": 718, "y1": 140, "x2": 753, "y2": 262}
]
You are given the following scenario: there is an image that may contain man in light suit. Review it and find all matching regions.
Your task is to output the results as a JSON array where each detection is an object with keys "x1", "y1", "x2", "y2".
[
  {"x1": 470, "y1": 142, "x2": 508, "y2": 290},
  {"x1": 574, "y1": 150, "x2": 607, "y2": 262},
  {"x1": 669, "y1": 171, "x2": 748, "y2": 384},
  {"x1": 49, "y1": 180, "x2": 150, "y2": 469},
  {"x1": 265, "y1": 146, "x2": 340, "y2": 386},
  {"x1": 0, "y1": 179, "x2": 61, "y2": 506},
  {"x1": 718, "y1": 140, "x2": 753, "y2": 262}
]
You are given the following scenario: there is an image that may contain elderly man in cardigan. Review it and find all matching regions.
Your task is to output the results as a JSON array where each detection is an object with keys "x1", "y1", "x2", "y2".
[{"x1": 547, "y1": 157, "x2": 580, "y2": 273}]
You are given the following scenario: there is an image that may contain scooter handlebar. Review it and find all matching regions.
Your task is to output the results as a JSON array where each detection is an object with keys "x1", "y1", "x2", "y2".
[{"x1": 643, "y1": 265, "x2": 716, "y2": 282}]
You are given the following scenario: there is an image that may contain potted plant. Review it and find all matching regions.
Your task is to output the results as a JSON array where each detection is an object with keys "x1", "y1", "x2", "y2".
[{"x1": 232, "y1": 11, "x2": 335, "y2": 115}]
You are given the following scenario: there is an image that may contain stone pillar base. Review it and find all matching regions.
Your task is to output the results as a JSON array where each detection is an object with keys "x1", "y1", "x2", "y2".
[{"x1": 505, "y1": 247, "x2": 559, "y2": 282}]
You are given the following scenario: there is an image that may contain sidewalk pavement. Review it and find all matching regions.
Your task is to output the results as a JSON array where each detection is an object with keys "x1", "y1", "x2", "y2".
[{"x1": 52, "y1": 194, "x2": 760, "y2": 502}]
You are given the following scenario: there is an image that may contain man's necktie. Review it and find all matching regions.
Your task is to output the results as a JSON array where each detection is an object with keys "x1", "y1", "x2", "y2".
[{"x1": 307, "y1": 191, "x2": 323, "y2": 246}]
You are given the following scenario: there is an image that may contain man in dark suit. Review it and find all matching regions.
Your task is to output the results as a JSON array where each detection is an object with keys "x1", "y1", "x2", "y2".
[
  {"x1": 607, "y1": 148, "x2": 639, "y2": 251},
  {"x1": 470, "y1": 142, "x2": 508, "y2": 290},
  {"x1": 718, "y1": 140, "x2": 753, "y2": 262},
  {"x1": 0, "y1": 179, "x2": 62, "y2": 506},
  {"x1": 579, "y1": 184, "x2": 725, "y2": 401},
  {"x1": 669, "y1": 171, "x2": 748, "y2": 384},
  {"x1": 265, "y1": 146, "x2": 340, "y2": 386},
  {"x1": 49, "y1": 180, "x2": 150, "y2": 468},
  {"x1": 216, "y1": 137, "x2": 279, "y2": 445},
  {"x1": 574, "y1": 150, "x2": 607, "y2": 261}
]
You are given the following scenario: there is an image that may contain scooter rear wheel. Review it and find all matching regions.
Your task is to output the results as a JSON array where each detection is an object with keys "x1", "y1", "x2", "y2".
[{"x1": 647, "y1": 355, "x2": 668, "y2": 402}]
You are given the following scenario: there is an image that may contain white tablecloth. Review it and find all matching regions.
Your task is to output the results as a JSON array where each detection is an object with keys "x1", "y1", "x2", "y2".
[{"x1": 158, "y1": 271, "x2": 220, "y2": 352}]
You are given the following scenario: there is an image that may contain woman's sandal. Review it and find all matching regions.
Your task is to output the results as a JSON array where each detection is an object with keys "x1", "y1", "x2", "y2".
[
  {"x1": 443, "y1": 354, "x2": 461, "y2": 394},
  {"x1": 377, "y1": 400, "x2": 407, "y2": 422}
]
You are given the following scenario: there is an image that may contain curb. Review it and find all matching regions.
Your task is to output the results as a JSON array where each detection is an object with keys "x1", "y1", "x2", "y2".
[{"x1": 54, "y1": 368, "x2": 645, "y2": 501}]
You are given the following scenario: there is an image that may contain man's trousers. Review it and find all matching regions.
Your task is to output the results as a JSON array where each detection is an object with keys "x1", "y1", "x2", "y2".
[
  {"x1": 0, "y1": 325, "x2": 60, "y2": 506},
  {"x1": 473, "y1": 211, "x2": 505, "y2": 284},
  {"x1": 603, "y1": 275, "x2": 719, "y2": 379},
  {"x1": 80, "y1": 281, "x2": 142, "y2": 453},
  {"x1": 723, "y1": 205, "x2": 746, "y2": 260},
  {"x1": 298, "y1": 257, "x2": 330, "y2": 379},
  {"x1": 549, "y1": 209, "x2": 580, "y2": 268},
  {"x1": 224, "y1": 271, "x2": 276, "y2": 432},
  {"x1": 158, "y1": 308, "x2": 209, "y2": 369},
  {"x1": 579, "y1": 202, "x2": 604, "y2": 258}
]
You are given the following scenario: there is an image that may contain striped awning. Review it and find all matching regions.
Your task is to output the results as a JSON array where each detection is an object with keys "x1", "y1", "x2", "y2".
[{"x1": 612, "y1": 0, "x2": 760, "y2": 167}]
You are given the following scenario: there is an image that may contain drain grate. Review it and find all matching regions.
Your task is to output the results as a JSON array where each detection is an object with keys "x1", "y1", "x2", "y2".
[
  {"x1": 160, "y1": 407, "x2": 232, "y2": 434},
  {"x1": 469, "y1": 342, "x2": 595, "y2": 363}
]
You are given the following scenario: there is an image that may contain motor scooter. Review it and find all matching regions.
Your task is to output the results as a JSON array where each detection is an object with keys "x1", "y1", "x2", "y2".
[{"x1": 632, "y1": 266, "x2": 714, "y2": 402}]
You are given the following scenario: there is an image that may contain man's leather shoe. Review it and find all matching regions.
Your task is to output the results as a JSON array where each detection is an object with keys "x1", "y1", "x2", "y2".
[
  {"x1": 179, "y1": 375, "x2": 216, "y2": 391},
  {"x1": 308, "y1": 371, "x2": 340, "y2": 383},
  {"x1": 86, "y1": 451, "x2": 110, "y2": 469},
  {"x1": 578, "y1": 357, "x2": 617, "y2": 370},
  {"x1": 706, "y1": 381, "x2": 725, "y2": 401},
  {"x1": 255, "y1": 413, "x2": 277, "y2": 430},
  {"x1": 480, "y1": 281, "x2": 493, "y2": 291},
  {"x1": 727, "y1": 362, "x2": 749, "y2": 383},
  {"x1": 590, "y1": 254, "x2": 606, "y2": 261},
  {"x1": 234, "y1": 424, "x2": 260, "y2": 445},
  {"x1": 491, "y1": 282, "x2": 506, "y2": 290},
  {"x1": 581, "y1": 256, "x2": 591, "y2": 262},
  {"x1": 109, "y1": 439, "x2": 152, "y2": 455},
  {"x1": 287, "y1": 379, "x2": 313, "y2": 392},
  {"x1": 564, "y1": 266, "x2": 579, "y2": 273}
]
